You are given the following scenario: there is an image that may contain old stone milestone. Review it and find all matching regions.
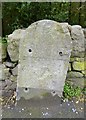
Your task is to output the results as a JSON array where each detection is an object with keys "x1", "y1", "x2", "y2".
[{"x1": 17, "y1": 20, "x2": 72, "y2": 99}]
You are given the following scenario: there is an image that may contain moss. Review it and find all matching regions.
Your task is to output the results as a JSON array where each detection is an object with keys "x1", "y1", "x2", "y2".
[
  {"x1": 70, "y1": 57, "x2": 84, "y2": 62},
  {"x1": 82, "y1": 70, "x2": 86, "y2": 76},
  {"x1": 70, "y1": 57, "x2": 75, "y2": 62},
  {"x1": 73, "y1": 61, "x2": 86, "y2": 71},
  {"x1": 75, "y1": 58, "x2": 84, "y2": 62}
]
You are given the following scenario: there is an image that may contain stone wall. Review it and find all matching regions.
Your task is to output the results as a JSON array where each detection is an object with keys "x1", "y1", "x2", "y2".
[
  {"x1": 67, "y1": 27, "x2": 85, "y2": 88},
  {"x1": 0, "y1": 22, "x2": 85, "y2": 89}
]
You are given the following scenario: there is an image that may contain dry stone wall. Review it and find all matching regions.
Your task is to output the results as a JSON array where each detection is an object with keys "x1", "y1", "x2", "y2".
[
  {"x1": 67, "y1": 26, "x2": 85, "y2": 88},
  {"x1": 0, "y1": 21, "x2": 85, "y2": 90}
]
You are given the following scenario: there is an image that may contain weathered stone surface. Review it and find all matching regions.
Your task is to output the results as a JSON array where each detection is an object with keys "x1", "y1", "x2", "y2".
[
  {"x1": 4, "y1": 62, "x2": 15, "y2": 68},
  {"x1": 67, "y1": 71, "x2": 83, "y2": 78},
  {"x1": 0, "y1": 64, "x2": 11, "y2": 80},
  {"x1": 66, "y1": 77, "x2": 85, "y2": 89},
  {"x1": 12, "y1": 65, "x2": 18, "y2": 76},
  {"x1": 81, "y1": 71, "x2": 86, "y2": 77},
  {"x1": 3, "y1": 64, "x2": 11, "y2": 80},
  {"x1": 17, "y1": 20, "x2": 72, "y2": 99},
  {"x1": 68, "y1": 63, "x2": 71, "y2": 71},
  {"x1": 7, "y1": 29, "x2": 25, "y2": 62},
  {"x1": 60, "y1": 23, "x2": 72, "y2": 36},
  {"x1": 70, "y1": 57, "x2": 84, "y2": 62},
  {"x1": 83, "y1": 28, "x2": 86, "y2": 38},
  {"x1": 71, "y1": 25, "x2": 85, "y2": 57},
  {"x1": 73, "y1": 61, "x2": 86, "y2": 71},
  {"x1": 10, "y1": 75, "x2": 17, "y2": 82}
]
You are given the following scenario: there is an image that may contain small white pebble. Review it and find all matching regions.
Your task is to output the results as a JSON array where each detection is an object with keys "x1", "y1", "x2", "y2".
[
  {"x1": 42, "y1": 112, "x2": 45, "y2": 116},
  {"x1": 65, "y1": 99, "x2": 68, "y2": 102},
  {"x1": 68, "y1": 103, "x2": 70, "y2": 106},
  {"x1": 19, "y1": 110, "x2": 21, "y2": 113},
  {"x1": 76, "y1": 111, "x2": 78, "y2": 114},
  {"x1": 29, "y1": 113, "x2": 32, "y2": 116},
  {"x1": 1, "y1": 114, "x2": 2, "y2": 117},
  {"x1": 45, "y1": 112, "x2": 49, "y2": 115},
  {"x1": 7, "y1": 106, "x2": 10, "y2": 109},
  {"x1": 81, "y1": 108, "x2": 83, "y2": 110},
  {"x1": 63, "y1": 99, "x2": 66, "y2": 102},
  {"x1": 22, "y1": 108, "x2": 24, "y2": 111},
  {"x1": 76, "y1": 101, "x2": 79, "y2": 104},
  {"x1": 42, "y1": 112, "x2": 49, "y2": 116},
  {"x1": 46, "y1": 107, "x2": 49, "y2": 110}
]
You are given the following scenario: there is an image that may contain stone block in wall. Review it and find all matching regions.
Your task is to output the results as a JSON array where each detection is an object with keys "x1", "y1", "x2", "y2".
[
  {"x1": 73, "y1": 61, "x2": 86, "y2": 71},
  {"x1": 9, "y1": 75, "x2": 17, "y2": 82},
  {"x1": 7, "y1": 29, "x2": 25, "y2": 62},
  {"x1": 83, "y1": 28, "x2": 86, "y2": 38},
  {"x1": 68, "y1": 63, "x2": 71, "y2": 71},
  {"x1": 71, "y1": 25, "x2": 85, "y2": 57},
  {"x1": 70, "y1": 57, "x2": 84, "y2": 62},
  {"x1": 12, "y1": 65, "x2": 18, "y2": 76},
  {"x1": 4, "y1": 61, "x2": 16, "y2": 68},
  {"x1": 82, "y1": 70, "x2": 86, "y2": 77},
  {"x1": 0, "y1": 64, "x2": 11, "y2": 80},
  {"x1": 60, "y1": 23, "x2": 72, "y2": 36},
  {"x1": 66, "y1": 77, "x2": 85, "y2": 89},
  {"x1": 67, "y1": 71, "x2": 83, "y2": 78}
]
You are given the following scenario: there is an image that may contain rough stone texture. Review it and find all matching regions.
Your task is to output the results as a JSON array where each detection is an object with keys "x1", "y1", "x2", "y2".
[
  {"x1": 66, "y1": 77, "x2": 85, "y2": 89},
  {"x1": 71, "y1": 25, "x2": 85, "y2": 57},
  {"x1": 10, "y1": 75, "x2": 17, "y2": 82},
  {"x1": 68, "y1": 63, "x2": 71, "y2": 71},
  {"x1": 7, "y1": 29, "x2": 25, "y2": 62},
  {"x1": 70, "y1": 57, "x2": 84, "y2": 62},
  {"x1": 4, "y1": 62, "x2": 16, "y2": 68},
  {"x1": 67, "y1": 71, "x2": 83, "y2": 78},
  {"x1": 17, "y1": 20, "x2": 72, "y2": 99},
  {"x1": 82, "y1": 70, "x2": 86, "y2": 77},
  {"x1": 83, "y1": 28, "x2": 86, "y2": 38},
  {"x1": 12, "y1": 65, "x2": 18, "y2": 76},
  {"x1": 73, "y1": 61, "x2": 86, "y2": 71},
  {"x1": 1, "y1": 64, "x2": 11, "y2": 80},
  {"x1": 60, "y1": 23, "x2": 72, "y2": 36}
]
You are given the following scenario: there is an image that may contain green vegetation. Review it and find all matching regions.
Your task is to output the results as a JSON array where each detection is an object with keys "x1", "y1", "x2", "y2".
[
  {"x1": 2, "y1": 2, "x2": 86, "y2": 36},
  {"x1": 63, "y1": 82, "x2": 85, "y2": 99},
  {"x1": 0, "y1": 37, "x2": 7, "y2": 43}
]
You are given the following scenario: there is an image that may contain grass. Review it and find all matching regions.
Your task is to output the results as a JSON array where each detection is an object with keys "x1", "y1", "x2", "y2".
[{"x1": 63, "y1": 82, "x2": 85, "y2": 99}]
